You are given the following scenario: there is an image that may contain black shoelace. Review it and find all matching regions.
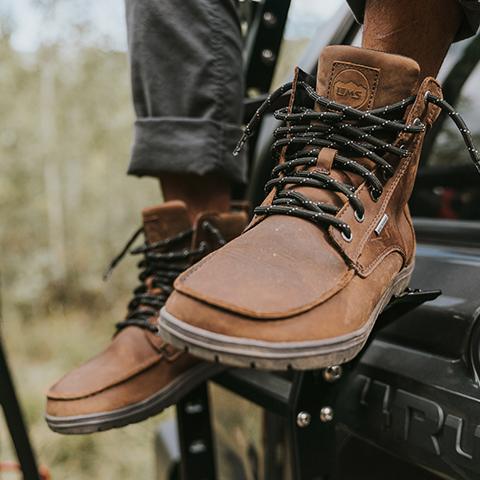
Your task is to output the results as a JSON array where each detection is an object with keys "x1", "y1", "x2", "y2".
[
  {"x1": 234, "y1": 71, "x2": 480, "y2": 241},
  {"x1": 104, "y1": 221, "x2": 226, "y2": 333}
]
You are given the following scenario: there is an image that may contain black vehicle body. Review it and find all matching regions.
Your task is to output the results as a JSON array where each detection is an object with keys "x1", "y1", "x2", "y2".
[
  {"x1": 334, "y1": 223, "x2": 480, "y2": 479},
  {"x1": 191, "y1": 2, "x2": 480, "y2": 479}
]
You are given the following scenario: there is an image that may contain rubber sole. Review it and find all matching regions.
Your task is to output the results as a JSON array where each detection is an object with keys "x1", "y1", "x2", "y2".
[
  {"x1": 159, "y1": 265, "x2": 413, "y2": 371},
  {"x1": 45, "y1": 362, "x2": 224, "y2": 434}
]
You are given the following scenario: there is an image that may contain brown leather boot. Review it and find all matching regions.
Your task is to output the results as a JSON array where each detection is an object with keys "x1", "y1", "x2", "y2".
[
  {"x1": 159, "y1": 45, "x2": 479, "y2": 370},
  {"x1": 45, "y1": 201, "x2": 247, "y2": 433}
]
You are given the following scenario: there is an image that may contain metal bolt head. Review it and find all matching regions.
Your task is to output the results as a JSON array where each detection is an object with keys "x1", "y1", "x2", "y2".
[
  {"x1": 320, "y1": 406, "x2": 334, "y2": 423},
  {"x1": 262, "y1": 11, "x2": 277, "y2": 27},
  {"x1": 185, "y1": 402, "x2": 204, "y2": 414},
  {"x1": 246, "y1": 87, "x2": 261, "y2": 99},
  {"x1": 296, "y1": 411, "x2": 311, "y2": 428},
  {"x1": 322, "y1": 365, "x2": 343, "y2": 383},
  {"x1": 189, "y1": 440, "x2": 207, "y2": 454},
  {"x1": 261, "y1": 49, "x2": 275, "y2": 65}
]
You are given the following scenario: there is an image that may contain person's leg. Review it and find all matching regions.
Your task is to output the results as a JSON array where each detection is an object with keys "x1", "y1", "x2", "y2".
[
  {"x1": 348, "y1": 0, "x2": 480, "y2": 78},
  {"x1": 362, "y1": 0, "x2": 462, "y2": 79},
  {"x1": 45, "y1": 0, "x2": 249, "y2": 434},
  {"x1": 125, "y1": 0, "x2": 246, "y2": 221},
  {"x1": 161, "y1": 173, "x2": 231, "y2": 221}
]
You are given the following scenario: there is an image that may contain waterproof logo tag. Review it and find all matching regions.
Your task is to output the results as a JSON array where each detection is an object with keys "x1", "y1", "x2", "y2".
[{"x1": 374, "y1": 214, "x2": 389, "y2": 235}]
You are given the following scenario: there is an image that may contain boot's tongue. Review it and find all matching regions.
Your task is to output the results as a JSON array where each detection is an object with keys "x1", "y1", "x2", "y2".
[
  {"x1": 142, "y1": 200, "x2": 191, "y2": 244},
  {"x1": 316, "y1": 45, "x2": 420, "y2": 109}
]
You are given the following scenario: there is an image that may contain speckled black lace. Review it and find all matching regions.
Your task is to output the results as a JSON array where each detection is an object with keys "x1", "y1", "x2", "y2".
[
  {"x1": 234, "y1": 72, "x2": 480, "y2": 241},
  {"x1": 104, "y1": 221, "x2": 226, "y2": 333}
]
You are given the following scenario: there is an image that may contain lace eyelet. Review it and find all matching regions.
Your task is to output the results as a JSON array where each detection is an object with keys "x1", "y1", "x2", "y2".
[
  {"x1": 370, "y1": 189, "x2": 381, "y2": 202},
  {"x1": 380, "y1": 168, "x2": 390, "y2": 182},
  {"x1": 354, "y1": 211, "x2": 365, "y2": 223},
  {"x1": 424, "y1": 90, "x2": 431, "y2": 102},
  {"x1": 412, "y1": 117, "x2": 425, "y2": 131},
  {"x1": 341, "y1": 230, "x2": 353, "y2": 242}
]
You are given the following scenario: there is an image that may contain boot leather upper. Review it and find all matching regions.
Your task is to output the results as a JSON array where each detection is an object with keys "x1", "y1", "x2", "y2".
[
  {"x1": 166, "y1": 46, "x2": 443, "y2": 341},
  {"x1": 46, "y1": 202, "x2": 247, "y2": 416}
]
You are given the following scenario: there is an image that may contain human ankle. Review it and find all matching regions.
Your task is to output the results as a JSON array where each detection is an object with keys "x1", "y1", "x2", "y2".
[
  {"x1": 160, "y1": 173, "x2": 231, "y2": 222},
  {"x1": 362, "y1": 0, "x2": 462, "y2": 78}
]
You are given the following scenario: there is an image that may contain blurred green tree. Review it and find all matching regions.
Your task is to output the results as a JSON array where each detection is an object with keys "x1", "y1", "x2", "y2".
[{"x1": 0, "y1": 5, "x2": 159, "y2": 321}]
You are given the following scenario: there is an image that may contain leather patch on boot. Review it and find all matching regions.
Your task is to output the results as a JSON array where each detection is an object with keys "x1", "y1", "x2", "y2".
[{"x1": 328, "y1": 61, "x2": 380, "y2": 110}]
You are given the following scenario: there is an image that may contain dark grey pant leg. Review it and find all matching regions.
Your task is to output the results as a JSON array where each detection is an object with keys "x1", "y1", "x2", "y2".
[
  {"x1": 347, "y1": 0, "x2": 480, "y2": 41},
  {"x1": 125, "y1": 0, "x2": 247, "y2": 185}
]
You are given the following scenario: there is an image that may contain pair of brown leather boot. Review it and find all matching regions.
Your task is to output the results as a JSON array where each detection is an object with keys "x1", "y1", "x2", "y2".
[{"x1": 46, "y1": 45, "x2": 479, "y2": 433}]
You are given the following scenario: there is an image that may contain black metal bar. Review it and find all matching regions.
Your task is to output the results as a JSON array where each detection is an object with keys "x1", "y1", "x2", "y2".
[
  {"x1": 375, "y1": 289, "x2": 441, "y2": 330},
  {"x1": 262, "y1": 410, "x2": 287, "y2": 480},
  {"x1": 288, "y1": 370, "x2": 334, "y2": 480},
  {"x1": 246, "y1": 7, "x2": 358, "y2": 209},
  {"x1": 176, "y1": 383, "x2": 216, "y2": 480},
  {"x1": 0, "y1": 341, "x2": 41, "y2": 480},
  {"x1": 215, "y1": 368, "x2": 292, "y2": 416},
  {"x1": 244, "y1": 0, "x2": 292, "y2": 95},
  {"x1": 286, "y1": 288, "x2": 442, "y2": 480},
  {"x1": 240, "y1": 0, "x2": 291, "y2": 195}
]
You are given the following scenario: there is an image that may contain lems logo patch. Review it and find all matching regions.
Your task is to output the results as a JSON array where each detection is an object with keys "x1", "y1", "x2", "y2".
[
  {"x1": 327, "y1": 62, "x2": 380, "y2": 110},
  {"x1": 331, "y1": 69, "x2": 370, "y2": 108}
]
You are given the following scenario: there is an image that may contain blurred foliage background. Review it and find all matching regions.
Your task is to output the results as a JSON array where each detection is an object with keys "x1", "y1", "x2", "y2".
[
  {"x1": 0, "y1": 0, "x2": 336, "y2": 477},
  {"x1": 0, "y1": 1, "x2": 167, "y2": 478},
  {"x1": 0, "y1": 1, "x2": 159, "y2": 321}
]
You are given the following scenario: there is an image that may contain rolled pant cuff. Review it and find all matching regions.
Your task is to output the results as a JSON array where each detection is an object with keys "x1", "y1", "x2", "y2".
[{"x1": 127, "y1": 117, "x2": 247, "y2": 185}]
